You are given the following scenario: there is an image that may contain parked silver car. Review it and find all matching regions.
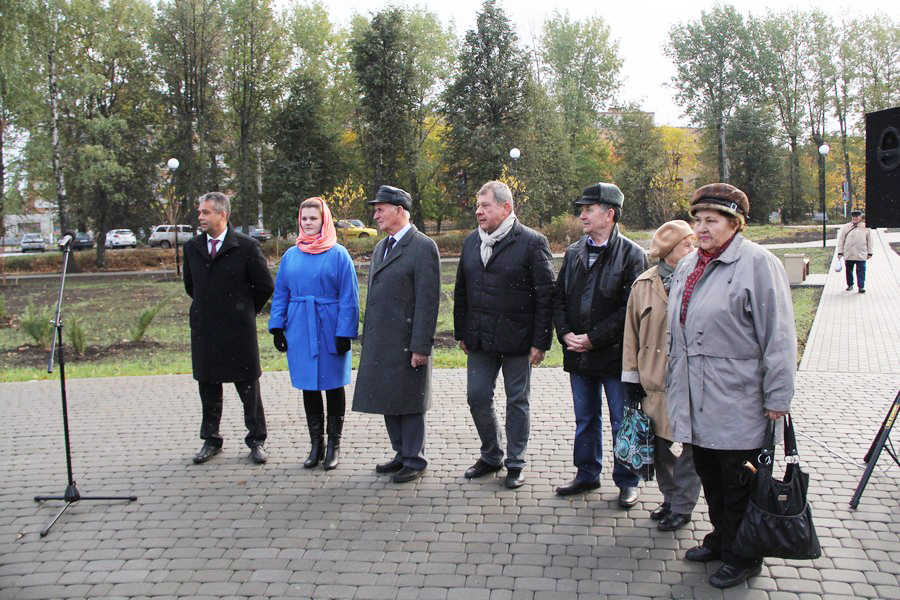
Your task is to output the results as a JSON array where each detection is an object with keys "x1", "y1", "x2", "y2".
[
  {"x1": 20, "y1": 233, "x2": 47, "y2": 253},
  {"x1": 233, "y1": 225, "x2": 272, "y2": 242},
  {"x1": 149, "y1": 224, "x2": 195, "y2": 248},
  {"x1": 104, "y1": 229, "x2": 137, "y2": 248}
]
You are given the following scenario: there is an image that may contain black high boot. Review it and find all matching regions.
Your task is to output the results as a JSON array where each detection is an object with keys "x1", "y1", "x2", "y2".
[
  {"x1": 323, "y1": 414, "x2": 344, "y2": 470},
  {"x1": 304, "y1": 413, "x2": 325, "y2": 469}
]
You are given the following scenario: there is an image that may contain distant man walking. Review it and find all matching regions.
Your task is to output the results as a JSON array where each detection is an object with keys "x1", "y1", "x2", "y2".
[
  {"x1": 454, "y1": 181, "x2": 555, "y2": 489},
  {"x1": 353, "y1": 185, "x2": 441, "y2": 484},
  {"x1": 553, "y1": 182, "x2": 648, "y2": 508},
  {"x1": 837, "y1": 209, "x2": 873, "y2": 293},
  {"x1": 183, "y1": 192, "x2": 274, "y2": 465}
]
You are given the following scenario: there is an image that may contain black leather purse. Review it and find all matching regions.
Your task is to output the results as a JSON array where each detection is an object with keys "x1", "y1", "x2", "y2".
[{"x1": 734, "y1": 414, "x2": 822, "y2": 560}]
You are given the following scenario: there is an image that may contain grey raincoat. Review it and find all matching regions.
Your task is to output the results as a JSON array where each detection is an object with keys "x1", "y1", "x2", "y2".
[{"x1": 665, "y1": 234, "x2": 796, "y2": 450}]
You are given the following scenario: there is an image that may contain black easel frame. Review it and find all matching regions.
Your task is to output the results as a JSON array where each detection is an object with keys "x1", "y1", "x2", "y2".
[
  {"x1": 849, "y1": 390, "x2": 899, "y2": 509},
  {"x1": 33, "y1": 239, "x2": 137, "y2": 537}
]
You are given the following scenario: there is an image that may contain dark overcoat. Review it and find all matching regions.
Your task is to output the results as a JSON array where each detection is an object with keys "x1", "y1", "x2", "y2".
[
  {"x1": 453, "y1": 221, "x2": 555, "y2": 355},
  {"x1": 352, "y1": 225, "x2": 440, "y2": 415},
  {"x1": 183, "y1": 226, "x2": 274, "y2": 383}
]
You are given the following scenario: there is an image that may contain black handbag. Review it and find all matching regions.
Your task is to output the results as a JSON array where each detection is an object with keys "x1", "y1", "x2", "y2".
[{"x1": 734, "y1": 414, "x2": 821, "y2": 560}]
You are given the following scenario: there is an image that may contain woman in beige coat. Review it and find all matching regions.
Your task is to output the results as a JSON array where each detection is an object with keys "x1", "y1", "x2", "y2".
[{"x1": 622, "y1": 220, "x2": 701, "y2": 532}]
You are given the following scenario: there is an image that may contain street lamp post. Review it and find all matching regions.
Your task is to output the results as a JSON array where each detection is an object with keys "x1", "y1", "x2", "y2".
[
  {"x1": 509, "y1": 148, "x2": 520, "y2": 178},
  {"x1": 818, "y1": 144, "x2": 829, "y2": 248},
  {"x1": 166, "y1": 158, "x2": 181, "y2": 276}
]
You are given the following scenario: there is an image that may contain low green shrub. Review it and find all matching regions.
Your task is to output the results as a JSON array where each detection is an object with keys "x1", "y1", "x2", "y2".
[
  {"x1": 20, "y1": 302, "x2": 54, "y2": 349},
  {"x1": 67, "y1": 317, "x2": 87, "y2": 356},
  {"x1": 129, "y1": 294, "x2": 173, "y2": 342}
]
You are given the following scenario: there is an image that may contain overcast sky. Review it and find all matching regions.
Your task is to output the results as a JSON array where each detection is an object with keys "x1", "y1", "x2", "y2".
[{"x1": 316, "y1": 0, "x2": 895, "y2": 126}]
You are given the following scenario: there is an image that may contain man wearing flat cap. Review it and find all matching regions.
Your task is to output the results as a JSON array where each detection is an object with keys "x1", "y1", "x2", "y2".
[
  {"x1": 454, "y1": 180, "x2": 555, "y2": 489},
  {"x1": 622, "y1": 220, "x2": 701, "y2": 530},
  {"x1": 353, "y1": 185, "x2": 441, "y2": 484},
  {"x1": 553, "y1": 182, "x2": 648, "y2": 507},
  {"x1": 837, "y1": 209, "x2": 873, "y2": 293}
]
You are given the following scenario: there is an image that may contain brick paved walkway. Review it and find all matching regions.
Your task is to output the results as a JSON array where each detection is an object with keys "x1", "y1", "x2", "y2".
[{"x1": 1, "y1": 234, "x2": 898, "y2": 599}]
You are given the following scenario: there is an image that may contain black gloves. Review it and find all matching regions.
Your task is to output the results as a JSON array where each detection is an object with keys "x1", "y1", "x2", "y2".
[
  {"x1": 625, "y1": 382, "x2": 646, "y2": 404},
  {"x1": 272, "y1": 329, "x2": 287, "y2": 352},
  {"x1": 335, "y1": 337, "x2": 351, "y2": 354}
]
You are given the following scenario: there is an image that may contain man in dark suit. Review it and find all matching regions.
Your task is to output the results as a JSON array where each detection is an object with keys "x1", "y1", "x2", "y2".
[
  {"x1": 352, "y1": 185, "x2": 441, "y2": 484},
  {"x1": 183, "y1": 192, "x2": 275, "y2": 465},
  {"x1": 453, "y1": 181, "x2": 555, "y2": 489}
]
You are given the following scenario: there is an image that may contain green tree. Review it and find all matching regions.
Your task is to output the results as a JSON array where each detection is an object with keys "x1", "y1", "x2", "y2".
[
  {"x1": 611, "y1": 109, "x2": 670, "y2": 228},
  {"x1": 726, "y1": 104, "x2": 785, "y2": 223},
  {"x1": 748, "y1": 9, "x2": 809, "y2": 221},
  {"x1": 854, "y1": 13, "x2": 900, "y2": 113},
  {"x1": 665, "y1": 3, "x2": 751, "y2": 183},
  {"x1": 61, "y1": 0, "x2": 161, "y2": 266},
  {"x1": 152, "y1": 0, "x2": 226, "y2": 215},
  {"x1": 1, "y1": 0, "x2": 42, "y2": 247},
  {"x1": 541, "y1": 12, "x2": 622, "y2": 151},
  {"x1": 222, "y1": 0, "x2": 287, "y2": 230},
  {"x1": 517, "y1": 83, "x2": 577, "y2": 226},
  {"x1": 350, "y1": 9, "x2": 416, "y2": 202},
  {"x1": 803, "y1": 10, "x2": 837, "y2": 225},
  {"x1": 442, "y1": 0, "x2": 530, "y2": 207},
  {"x1": 264, "y1": 72, "x2": 345, "y2": 234}
]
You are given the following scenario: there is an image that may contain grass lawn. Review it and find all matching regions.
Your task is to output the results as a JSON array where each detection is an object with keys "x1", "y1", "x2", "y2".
[{"x1": 1, "y1": 247, "x2": 821, "y2": 382}]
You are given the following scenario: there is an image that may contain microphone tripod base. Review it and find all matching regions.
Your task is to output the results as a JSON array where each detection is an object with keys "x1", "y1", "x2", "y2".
[{"x1": 35, "y1": 481, "x2": 137, "y2": 537}]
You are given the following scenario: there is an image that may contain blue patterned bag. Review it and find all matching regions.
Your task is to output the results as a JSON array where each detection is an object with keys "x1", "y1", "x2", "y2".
[{"x1": 614, "y1": 400, "x2": 655, "y2": 481}]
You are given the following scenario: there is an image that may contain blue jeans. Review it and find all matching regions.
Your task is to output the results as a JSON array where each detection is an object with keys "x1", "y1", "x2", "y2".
[{"x1": 569, "y1": 373, "x2": 639, "y2": 488}]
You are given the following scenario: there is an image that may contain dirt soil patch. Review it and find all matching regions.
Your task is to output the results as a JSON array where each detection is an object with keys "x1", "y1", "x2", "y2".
[{"x1": 4, "y1": 340, "x2": 167, "y2": 368}]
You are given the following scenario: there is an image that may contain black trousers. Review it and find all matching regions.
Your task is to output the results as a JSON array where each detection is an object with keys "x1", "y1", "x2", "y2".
[
  {"x1": 302, "y1": 388, "x2": 346, "y2": 417},
  {"x1": 198, "y1": 379, "x2": 267, "y2": 449},
  {"x1": 692, "y1": 445, "x2": 763, "y2": 568}
]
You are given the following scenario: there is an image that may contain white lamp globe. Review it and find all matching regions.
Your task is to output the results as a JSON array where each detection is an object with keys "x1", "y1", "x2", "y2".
[
  {"x1": 167, "y1": 157, "x2": 180, "y2": 170},
  {"x1": 509, "y1": 148, "x2": 520, "y2": 160},
  {"x1": 818, "y1": 144, "x2": 830, "y2": 156}
]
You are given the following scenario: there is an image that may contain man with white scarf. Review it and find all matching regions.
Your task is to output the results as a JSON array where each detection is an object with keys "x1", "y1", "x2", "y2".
[{"x1": 453, "y1": 181, "x2": 555, "y2": 489}]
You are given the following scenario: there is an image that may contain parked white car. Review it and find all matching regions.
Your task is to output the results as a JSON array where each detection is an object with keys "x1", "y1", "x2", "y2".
[
  {"x1": 148, "y1": 224, "x2": 195, "y2": 248},
  {"x1": 20, "y1": 233, "x2": 47, "y2": 253},
  {"x1": 104, "y1": 229, "x2": 137, "y2": 248}
]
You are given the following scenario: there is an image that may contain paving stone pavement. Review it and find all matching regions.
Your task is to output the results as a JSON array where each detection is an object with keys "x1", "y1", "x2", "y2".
[{"x1": 1, "y1": 234, "x2": 898, "y2": 600}]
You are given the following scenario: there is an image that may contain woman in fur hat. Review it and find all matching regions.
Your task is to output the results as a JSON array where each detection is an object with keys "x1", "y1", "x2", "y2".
[{"x1": 666, "y1": 184, "x2": 796, "y2": 589}]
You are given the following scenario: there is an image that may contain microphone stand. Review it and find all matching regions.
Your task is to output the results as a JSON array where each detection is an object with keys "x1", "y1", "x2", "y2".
[{"x1": 34, "y1": 237, "x2": 137, "y2": 537}]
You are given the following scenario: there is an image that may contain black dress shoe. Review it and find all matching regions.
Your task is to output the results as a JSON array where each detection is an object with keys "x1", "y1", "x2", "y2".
[
  {"x1": 464, "y1": 459, "x2": 503, "y2": 479},
  {"x1": 505, "y1": 468, "x2": 525, "y2": 489},
  {"x1": 556, "y1": 479, "x2": 601, "y2": 496},
  {"x1": 376, "y1": 457, "x2": 404, "y2": 474},
  {"x1": 685, "y1": 545, "x2": 721, "y2": 562},
  {"x1": 192, "y1": 443, "x2": 222, "y2": 464},
  {"x1": 249, "y1": 445, "x2": 267, "y2": 464},
  {"x1": 617, "y1": 486, "x2": 639, "y2": 508},
  {"x1": 708, "y1": 563, "x2": 762, "y2": 589},
  {"x1": 657, "y1": 512, "x2": 691, "y2": 531},
  {"x1": 392, "y1": 466, "x2": 425, "y2": 483},
  {"x1": 650, "y1": 502, "x2": 671, "y2": 520}
]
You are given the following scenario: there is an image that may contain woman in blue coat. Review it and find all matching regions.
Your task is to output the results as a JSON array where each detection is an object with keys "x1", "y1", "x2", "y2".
[{"x1": 269, "y1": 197, "x2": 360, "y2": 470}]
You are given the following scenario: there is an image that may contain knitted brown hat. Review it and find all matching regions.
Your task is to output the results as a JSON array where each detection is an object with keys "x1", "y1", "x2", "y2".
[
  {"x1": 649, "y1": 220, "x2": 694, "y2": 259},
  {"x1": 689, "y1": 183, "x2": 749, "y2": 223}
]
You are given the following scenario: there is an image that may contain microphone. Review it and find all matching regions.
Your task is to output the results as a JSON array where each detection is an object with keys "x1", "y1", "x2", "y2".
[{"x1": 58, "y1": 231, "x2": 76, "y2": 248}]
